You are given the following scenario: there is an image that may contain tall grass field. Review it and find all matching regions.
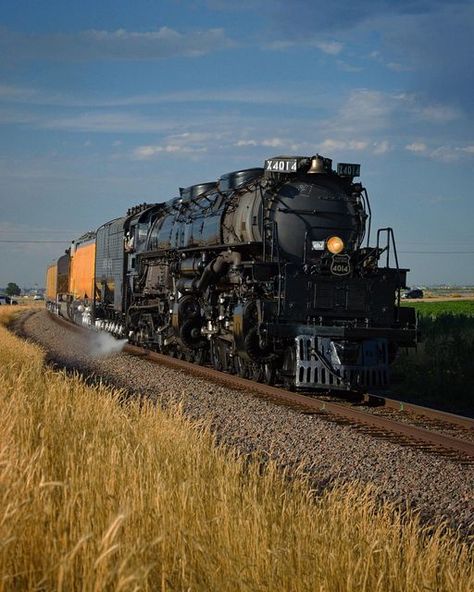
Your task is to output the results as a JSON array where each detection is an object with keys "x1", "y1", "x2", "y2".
[{"x1": 0, "y1": 307, "x2": 472, "y2": 591}]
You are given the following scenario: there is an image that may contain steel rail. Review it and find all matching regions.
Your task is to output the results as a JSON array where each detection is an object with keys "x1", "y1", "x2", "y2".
[
  {"x1": 363, "y1": 394, "x2": 473, "y2": 429},
  {"x1": 47, "y1": 311, "x2": 474, "y2": 460},
  {"x1": 124, "y1": 344, "x2": 474, "y2": 460}
]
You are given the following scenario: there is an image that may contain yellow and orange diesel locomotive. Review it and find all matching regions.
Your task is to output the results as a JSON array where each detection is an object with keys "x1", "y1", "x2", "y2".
[{"x1": 46, "y1": 232, "x2": 95, "y2": 320}]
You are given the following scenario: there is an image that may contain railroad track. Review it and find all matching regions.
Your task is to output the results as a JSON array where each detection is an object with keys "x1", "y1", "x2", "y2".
[{"x1": 40, "y1": 311, "x2": 474, "y2": 463}]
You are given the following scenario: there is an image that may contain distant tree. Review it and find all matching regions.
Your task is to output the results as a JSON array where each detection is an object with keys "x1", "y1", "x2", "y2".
[{"x1": 5, "y1": 282, "x2": 21, "y2": 296}]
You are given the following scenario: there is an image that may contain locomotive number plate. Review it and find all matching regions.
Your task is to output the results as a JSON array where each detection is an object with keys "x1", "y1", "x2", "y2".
[
  {"x1": 265, "y1": 158, "x2": 298, "y2": 173},
  {"x1": 337, "y1": 162, "x2": 360, "y2": 177},
  {"x1": 330, "y1": 254, "x2": 351, "y2": 276}
]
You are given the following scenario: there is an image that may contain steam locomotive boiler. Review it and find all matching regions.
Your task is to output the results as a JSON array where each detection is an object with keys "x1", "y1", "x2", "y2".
[{"x1": 88, "y1": 154, "x2": 415, "y2": 391}]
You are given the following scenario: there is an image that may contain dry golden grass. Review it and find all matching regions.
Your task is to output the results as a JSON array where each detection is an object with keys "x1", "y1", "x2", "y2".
[{"x1": 0, "y1": 306, "x2": 472, "y2": 591}]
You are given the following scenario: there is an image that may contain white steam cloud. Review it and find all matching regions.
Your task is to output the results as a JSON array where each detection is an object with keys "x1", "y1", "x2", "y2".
[{"x1": 89, "y1": 331, "x2": 128, "y2": 357}]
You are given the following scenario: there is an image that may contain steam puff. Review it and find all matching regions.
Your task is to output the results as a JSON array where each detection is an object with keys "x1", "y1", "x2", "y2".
[{"x1": 90, "y1": 331, "x2": 127, "y2": 357}]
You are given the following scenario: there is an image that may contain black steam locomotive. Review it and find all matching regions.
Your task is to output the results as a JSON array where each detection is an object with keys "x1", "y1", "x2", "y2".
[{"x1": 51, "y1": 154, "x2": 417, "y2": 391}]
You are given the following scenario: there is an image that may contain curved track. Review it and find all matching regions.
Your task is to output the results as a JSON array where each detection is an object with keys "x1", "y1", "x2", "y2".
[{"x1": 45, "y1": 311, "x2": 474, "y2": 463}]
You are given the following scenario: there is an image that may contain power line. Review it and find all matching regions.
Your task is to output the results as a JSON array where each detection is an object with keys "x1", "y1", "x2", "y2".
[
  {"x1": 399, "y1": 250, "x2": 474, "y2": 254},
  {"x1": 1, "y1": 240, "x2": 473, "y2": 254},
  {"x1": 0, "y1": 240, "x2": 70, "y2": 244},
  {"x1": 0, "y1": 230, "x2": 81, "y2": 234}
]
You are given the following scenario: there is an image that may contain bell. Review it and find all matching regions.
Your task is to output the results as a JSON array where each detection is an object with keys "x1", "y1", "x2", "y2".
[{"x1": 307, "y1": 155, "x2": 325, "y2": 174}]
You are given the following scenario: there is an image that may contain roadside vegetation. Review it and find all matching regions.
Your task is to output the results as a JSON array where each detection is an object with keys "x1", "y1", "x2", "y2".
[
  {"x1": 0, "y1": 306, "x2": 473, "y2": 591},
  {"x1": 395, "y1": 300, "x2": 474, "y2": 414}
]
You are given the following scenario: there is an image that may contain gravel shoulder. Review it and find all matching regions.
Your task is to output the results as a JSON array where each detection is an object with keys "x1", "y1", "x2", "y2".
[{"x1": 14, "y1": 309, "x2": 474, "y2": 535}]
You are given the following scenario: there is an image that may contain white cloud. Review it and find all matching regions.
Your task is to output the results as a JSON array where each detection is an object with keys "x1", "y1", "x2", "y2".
[
  {"x1": 169, "y1": 131, "x2": 225, "y2": 144},
  {"x1": 405, "y1": 142, "x2": 474, "y2": 162},
  {"x1": 367, "y1": 49, "x2": 413, "y2": 72},
  {"x1": 325, "y1": 90, "x2": 464, "y2": 144},
  {"x1": 406, "y1": 142, "x2": 427, "y2": 153},
  {"x1": 425, "y1": 195, "x2": 461, "y2": 205},
  {"x1": 418, "y1": 104, "x2": 461, "y2": 123},
  {"x1": 316, "y1": 89, "x2": 468, "y2": 160},
  {"x1": 0, "y1": 106, "x2": 39, "y2": 126},
  {"x1": 319, "y1": 138, "x2": 368, "y2": 152},
  {"x1": 134, "y1": 146, "x2": 160, "y2": 159},
  {"x1": 132, "y1": 133, "x2": 219, "y2": 159},
  {"x1": 373, "y1": 140, "x2": 390, "y2": 154},
  {"x1": 0, "y1": 83, "x2": 326, "y2": 109},
  {"x1": 336, "y1": 60, "x2": 363, "y2": 72},
  {"x1": 1, "y1": 77, "x2": 469, "y2": 173},
  {"x1": 234, "y1": 137, "x2": 306, "y2": 151},
  {"x1": 264, "y1": 37, "x2": 343, "y2": 55},
  {"x1": 0, "y1": 26, "x2": 234, "y2": 62},
  {"x1": 263, "y1": 40, "x2": 294, "y2": 50},
  {"x1": 36, "y1": 112, "x2": 180, "y2": 134},
  {"x1": 429, "y1": 146, "x2": 461, "y2": 162},
  {"x1": 0, "y1": 84, "x2": 38, "y2": 101},
  {"x1": 236, "y1": 140, "x2": 258, "y2": 147},
  {"x1": 386, "y1": 61, "x2": 412, "y2": 72},
  {"x1": 328, "y1": 89, "x2": 398, "y2": 134},
  {"x1": 314, "y1": 40, "x2": 344, "y2": 55},
  {"x1": 261, "y1": 137, "x2": 286, "y2": 148},
  {"x1": 133, "y1": 144, "x2": 207, "y2": 159}
]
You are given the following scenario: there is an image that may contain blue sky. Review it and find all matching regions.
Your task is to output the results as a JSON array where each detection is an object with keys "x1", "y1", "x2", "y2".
[{"x1": 0, "y1": 0, "x2": 473, "y2": 287}]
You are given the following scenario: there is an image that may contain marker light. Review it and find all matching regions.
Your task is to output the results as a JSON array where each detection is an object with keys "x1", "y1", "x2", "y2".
[{"x1": 326, "y1": 236, "x2": 345, "y2": 254}]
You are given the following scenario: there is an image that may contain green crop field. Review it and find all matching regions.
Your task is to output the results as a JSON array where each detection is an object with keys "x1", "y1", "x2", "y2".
[
  {"x1": 401, "y1": 299, "x2": 474, "y2": 317},
  {"x1": 394, "y1": 300, "x2": 474, "y2": 415}
]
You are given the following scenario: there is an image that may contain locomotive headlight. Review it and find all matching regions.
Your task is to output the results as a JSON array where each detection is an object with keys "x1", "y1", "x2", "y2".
[{"x1": 326, "y1": 236, "x2": 345, "y2": 254}]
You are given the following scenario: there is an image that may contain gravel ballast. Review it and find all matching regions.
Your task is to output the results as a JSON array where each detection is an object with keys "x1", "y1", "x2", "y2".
[{"x1": 15, "y1": 310, "x2": 474, "y2": 534}]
